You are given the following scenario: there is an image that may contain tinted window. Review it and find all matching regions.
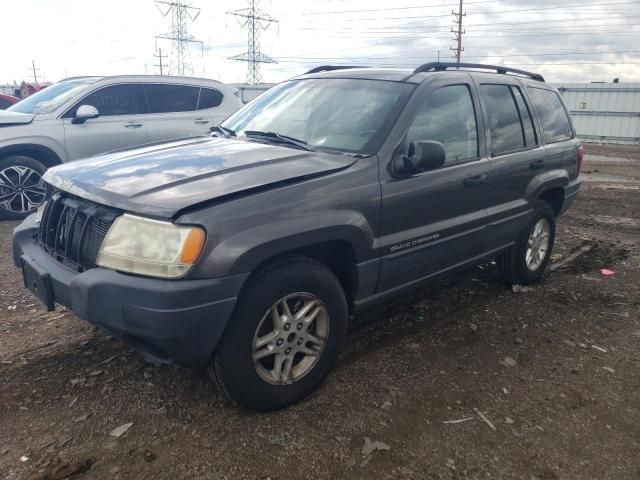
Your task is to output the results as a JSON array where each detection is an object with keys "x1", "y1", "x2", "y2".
[
  {"x1": 528, "y1": 87, "x2": 573, "y2": 143},
  {"x1": 0, "y1": 99, "x2": 11, "y2": 110},
  {"x1": 145, "y1": 84, "x2": 199, "y2": 113},
  {"x1": 72, "y1": 84, "x2": 145, "y2": 117},
  {"x1": 406, "y1": 84, "x2": 478, "y2": 163},
  {"x1": 198, "y1": 88, "x2": 223, "y2": 109},
  {"x1": 481, "y1": 84, "x2": 526, "y2": 155},
  {"x1": 512, "y1": 86, "x2": 537, "y2": 147}
]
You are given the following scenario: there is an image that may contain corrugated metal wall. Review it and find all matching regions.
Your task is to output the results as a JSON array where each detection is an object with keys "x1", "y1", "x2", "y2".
[
  {"x1": 551, "y1": 83, "x2": 640, "y2": 145},
  {"x1": 232, "y1": 83, "x2": 276, "y2": 103}
]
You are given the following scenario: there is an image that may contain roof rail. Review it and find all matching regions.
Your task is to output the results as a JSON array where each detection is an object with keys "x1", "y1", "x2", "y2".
[
  {"x1": 304, "y1": 65, "x2": 366, "y2": 75},
  {"x1": 414, "y1": 62, "x2": 545, "y2": 82}
]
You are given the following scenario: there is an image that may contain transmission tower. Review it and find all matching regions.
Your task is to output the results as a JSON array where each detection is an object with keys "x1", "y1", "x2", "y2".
[
  {"x1": 155, "y1": 0, "x2": 203, "y2": 76},
  {"x1": 227, "y1": 0, "x2": 278, "y2": 84},
  {"x1": 450, "y1": 0, "x2": 466, "y2": 63}
]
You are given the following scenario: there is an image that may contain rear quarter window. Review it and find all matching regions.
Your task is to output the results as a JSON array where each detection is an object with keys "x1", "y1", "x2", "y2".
[
  {"x1": 198, "y1": 88, "x2": 223, "y2": 109},
  {"x1": 527, "y1": 87, "x2": 573, "y2": 144}
]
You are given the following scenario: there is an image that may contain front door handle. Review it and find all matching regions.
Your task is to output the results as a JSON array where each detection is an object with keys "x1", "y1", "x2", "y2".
[
  {"x1": 194, "y1": 119, "x2": 209, "y2": 125},
  {"x1": 463, "y1": 174, "x2": 488, "y2": 188},
  {"x1": 124, "y1": 122, "x2": 143, "y2": 129},
  {"x1": 530, "y1": 159, "x2": 546, "y2": 170}
]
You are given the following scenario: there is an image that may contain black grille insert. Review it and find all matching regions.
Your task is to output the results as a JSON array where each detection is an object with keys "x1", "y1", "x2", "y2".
[{"x1": 38, "y1": 193, "x2": 119, "y2": 271}]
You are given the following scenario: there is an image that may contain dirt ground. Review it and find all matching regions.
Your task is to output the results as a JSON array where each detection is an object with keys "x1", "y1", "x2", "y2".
[{"x1": 1, "y1": 144, "x2": 639, "y2": 480}]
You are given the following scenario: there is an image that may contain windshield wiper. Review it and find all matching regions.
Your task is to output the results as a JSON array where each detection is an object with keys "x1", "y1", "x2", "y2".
[
  {"x1": 210, "y1": 125, "x2": 236, "y2": 138},
  {"x1": 244, "y1": 130, "x2": 313, "y2": 151}
]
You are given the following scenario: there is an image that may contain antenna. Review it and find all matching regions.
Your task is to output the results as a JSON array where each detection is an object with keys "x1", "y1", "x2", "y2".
[
  {"x1": 227, "y1": 0, "x2": 278, "y2": 84},
  {"x1": 155, "y1": 0, "x2": 203, "y2": 76}
]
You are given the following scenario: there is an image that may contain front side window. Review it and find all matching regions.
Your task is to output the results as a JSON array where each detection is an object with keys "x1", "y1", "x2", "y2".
[
  {"x1": 145, "y1": 84, "x2": 199, "y2": 113},
  {"x1": 198, "y1": 88, "x2": 223, "y2": 109},
  {"x1": 406, "y1": 84, "x2": 478, "y2": 163},
  {"x1": 67, "y1": 84, "x2": 146, "y2": 117},
  {"x1": 222, "y1": 78, "x2": 414, "y2": 154},
  {"x1": 528, "y1": 87, "x2": 573, "y2": 144}
]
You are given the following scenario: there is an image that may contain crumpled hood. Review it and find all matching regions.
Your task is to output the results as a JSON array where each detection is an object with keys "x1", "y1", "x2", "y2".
[
  {"x1": 44, "y1": 136, "x2": 356, "y2": 218},
  {"x1": 0, "y1": 111, "x2": 35, "y2": 126}
]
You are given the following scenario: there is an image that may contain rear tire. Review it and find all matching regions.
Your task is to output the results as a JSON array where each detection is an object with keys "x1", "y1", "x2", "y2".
[
  {"x1": 209, "y1": 256, "x2": 348, "y2": 411},
  {"x1": 0, "y1": 155, "x2": 49, "y2": 220},
  {"x1": 496, "y1": 200, "x2": 556, "y2": 285}
]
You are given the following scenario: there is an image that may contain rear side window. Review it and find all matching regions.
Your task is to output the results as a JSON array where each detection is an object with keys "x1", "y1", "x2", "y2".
[
  {"x1": 71, "y1": 84, "x2": 146, "y2": 117},
  {"x1": 528, "y1": 87, "x2": 573, "y2": 143},
  {"x1": 145, "y1": 84, "x2": 199, "y2": 113},
  {"x1": 0, "y1": 99, "x2": 11, "y2": 110},
  {"x1": 481, "y1": 84, "x2": 527, "y2": 156},
  {"x1": 406, "y1": 84, "x2": 478, "y2": 163},
  {"x1": 512, "y1": 87, "x2": 537, "y2": 147},
  {"x1": 198, "y1": 88, "x2": 223, "y2": 109}
]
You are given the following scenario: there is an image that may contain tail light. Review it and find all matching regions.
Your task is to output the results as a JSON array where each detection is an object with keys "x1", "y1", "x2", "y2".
[{"x1": 576, "y1": 145, "x2": 584, "y2": 175}]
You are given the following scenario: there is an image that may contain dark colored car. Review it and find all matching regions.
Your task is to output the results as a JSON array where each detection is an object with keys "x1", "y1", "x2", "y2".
[
  {"x1": 13, "y1": 63, "x2": 582, "y2": 411},
  {"x1": 0, "y1": 93, "x2": 20, "y2": 110}
]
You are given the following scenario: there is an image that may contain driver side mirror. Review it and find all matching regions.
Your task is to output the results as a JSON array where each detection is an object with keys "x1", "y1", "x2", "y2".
[
  {"x1": 71, "y1": 105, "x2": 99, "y2": 124},
  {"x1": 394, "y1": 140, "x2": 446, "y2": 176}
]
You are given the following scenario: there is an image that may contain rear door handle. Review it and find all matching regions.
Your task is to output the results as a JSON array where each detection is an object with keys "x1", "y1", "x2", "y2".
[
  {"x1": 124, "y1": 122, "x2": 143, "y2": 129},
  {"x1": 463, "y1": 174, "x2": 488, "y2": 188},
  {"x1": 194, "y1": 119, "x2": 209, "y2": 125},
  {"x1": 530, "y1": 159, "x2": 545, "y2": 170}
]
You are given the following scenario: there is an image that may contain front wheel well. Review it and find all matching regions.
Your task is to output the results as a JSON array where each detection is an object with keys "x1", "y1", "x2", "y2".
[
  {"x1": 0, "y1": 145, "x2": 62, "y2": 168},
  {"x1": 249, "y1": 240, "x2": 359, "y2": 313},
  {"x1": 539, "y1": 187, "x2": 564, "y2": 216}
]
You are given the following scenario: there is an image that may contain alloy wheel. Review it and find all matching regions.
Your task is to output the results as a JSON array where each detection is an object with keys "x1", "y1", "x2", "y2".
[{"x1": 0, "y1": 166, "x2": 47, "y2": 214}]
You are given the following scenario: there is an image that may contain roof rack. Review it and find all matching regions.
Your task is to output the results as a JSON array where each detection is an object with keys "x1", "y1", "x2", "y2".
[
  {"x1": 304, "y1": 65, "x2": 367, "y2": 75},
  {"x1": 414, "y1": 62, "x2": 545, "y2": 82}
]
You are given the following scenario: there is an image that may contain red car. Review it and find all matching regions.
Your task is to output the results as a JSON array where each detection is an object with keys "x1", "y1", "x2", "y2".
[{"x1": 0, "y1": 93, "x2": 20, "y2": 110}]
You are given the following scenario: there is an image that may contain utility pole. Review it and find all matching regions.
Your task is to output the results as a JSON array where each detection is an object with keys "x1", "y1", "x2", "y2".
[
  {"x1": 227, "y1": 0, "x2": 278, "y2": 85},
  {"x1": 451, "y1": 0, "x2": 466, "y2": 63},
  {"x1": 154, "y1": 48, "x2": 168, "y2": 75},
  {"x1": 30, "y1": 60, "x2": 41, "y2": 83},
  {"x1": 155, "y1": 0, "x2": 203, "y2": 76}
]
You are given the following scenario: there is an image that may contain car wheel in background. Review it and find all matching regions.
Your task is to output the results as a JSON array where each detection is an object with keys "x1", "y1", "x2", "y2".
[
  {"x1": 209, "y1": 256, "x2": 348, "y2": 412},
  {"x1": 0, "y1": 155, "x2": 49, "y2": 220},
  {"x1": 496, "y1": 200, "x2": 556, "y2": 285}
]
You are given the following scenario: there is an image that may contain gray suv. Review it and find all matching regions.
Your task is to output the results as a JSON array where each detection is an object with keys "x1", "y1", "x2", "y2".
[{"x1": 13, "y1": 63, "x2": 582, "y2": 411}]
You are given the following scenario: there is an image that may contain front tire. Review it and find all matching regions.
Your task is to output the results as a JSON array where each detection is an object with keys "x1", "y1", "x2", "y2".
[
  {"x1": 496, "y1": 200, "x2": 556, "y2": 285},
  {"x1": 0, "y1": 155, "x2": 49, "y2": 220},
  {"x1": 210, "y1": 256, "x2": 348, "y2": 411}
]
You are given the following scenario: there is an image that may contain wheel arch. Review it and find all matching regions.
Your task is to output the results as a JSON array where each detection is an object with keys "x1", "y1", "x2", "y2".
[{"x1": 0, "y1": 144, "x2": 63, "y2": 168}]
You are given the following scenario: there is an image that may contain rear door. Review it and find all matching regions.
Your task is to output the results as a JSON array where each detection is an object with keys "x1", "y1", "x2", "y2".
[
  {"x1": 377, "y1": 77, "x2": 491, "y2": 292},
  {"x1": 62, "y1": 84, "x2": 148, "y2": 160},
  {"x1": 475, "y1": 79, "x2": 543, "y2": 248},
  {"x1": 143, "y1": 83, "x2": 207, "y2": 142}
]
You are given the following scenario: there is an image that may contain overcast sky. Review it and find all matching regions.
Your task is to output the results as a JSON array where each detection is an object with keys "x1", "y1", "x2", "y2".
[{"x1": 2, "y1": 0, "x2": 639, "y2": 86}]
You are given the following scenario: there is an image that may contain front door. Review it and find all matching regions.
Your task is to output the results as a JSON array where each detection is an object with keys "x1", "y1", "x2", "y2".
[
  {"x1": 377, "y1": 79, "x2": 491, "y2": 292},
  {"x1": 62, "y1": 84, "x2": 148, "y2": 160}
]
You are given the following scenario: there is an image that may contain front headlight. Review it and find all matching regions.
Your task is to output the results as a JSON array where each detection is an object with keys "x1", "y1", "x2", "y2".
[{"x1": 96, "y1": 214, "x2": 205, "y2": 279}]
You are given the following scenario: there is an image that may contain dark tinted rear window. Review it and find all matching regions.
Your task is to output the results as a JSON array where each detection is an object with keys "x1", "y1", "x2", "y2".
[
  {"x1": 0, "y1": 99, "x2": 11, "y2": 110},
  {"x1": 198, "y1": 88, "x2": 223, "y2": 109},
  {"x1": 512, "y1": 86, "x2": 537, "y2": 147},
  {"x1": 528, "y1": 87, "x2": 573, "y2": 144},
  {"x1": 481, "y1": 84, "x2": 525, "y2": 155},
  {"x1": 145, "y1": 84, "x2": 199, "y2": 113}
]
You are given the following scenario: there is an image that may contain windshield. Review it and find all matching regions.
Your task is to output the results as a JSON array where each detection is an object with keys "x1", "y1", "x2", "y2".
[
  {"x1": 8, "y1": 78, "x2": 97, "y2": 115},
  {"x1": 222, "y1": 78, "x2": 414, "y2": 154}
]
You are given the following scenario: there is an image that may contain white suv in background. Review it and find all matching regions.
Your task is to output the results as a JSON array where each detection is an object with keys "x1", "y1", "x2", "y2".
[{"x1": 0, "y1": 75, "x2": 243, "y2": 218}]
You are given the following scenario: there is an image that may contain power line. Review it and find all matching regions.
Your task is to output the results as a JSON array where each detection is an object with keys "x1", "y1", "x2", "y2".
[
  {"x1": 451, "y1": 1, "x2": 465, "y2": 63},
  {"x1": 155, "y1": 0, "x2": 203, "y2": 76},
  {"x1": 227, "y1": 0, "x2": 279, "y2": 84}
]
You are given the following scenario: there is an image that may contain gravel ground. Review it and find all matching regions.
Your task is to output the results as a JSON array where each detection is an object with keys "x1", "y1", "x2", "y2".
[{"x1": 1, "y1": 144, "x2": 639, "y2": 480}]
